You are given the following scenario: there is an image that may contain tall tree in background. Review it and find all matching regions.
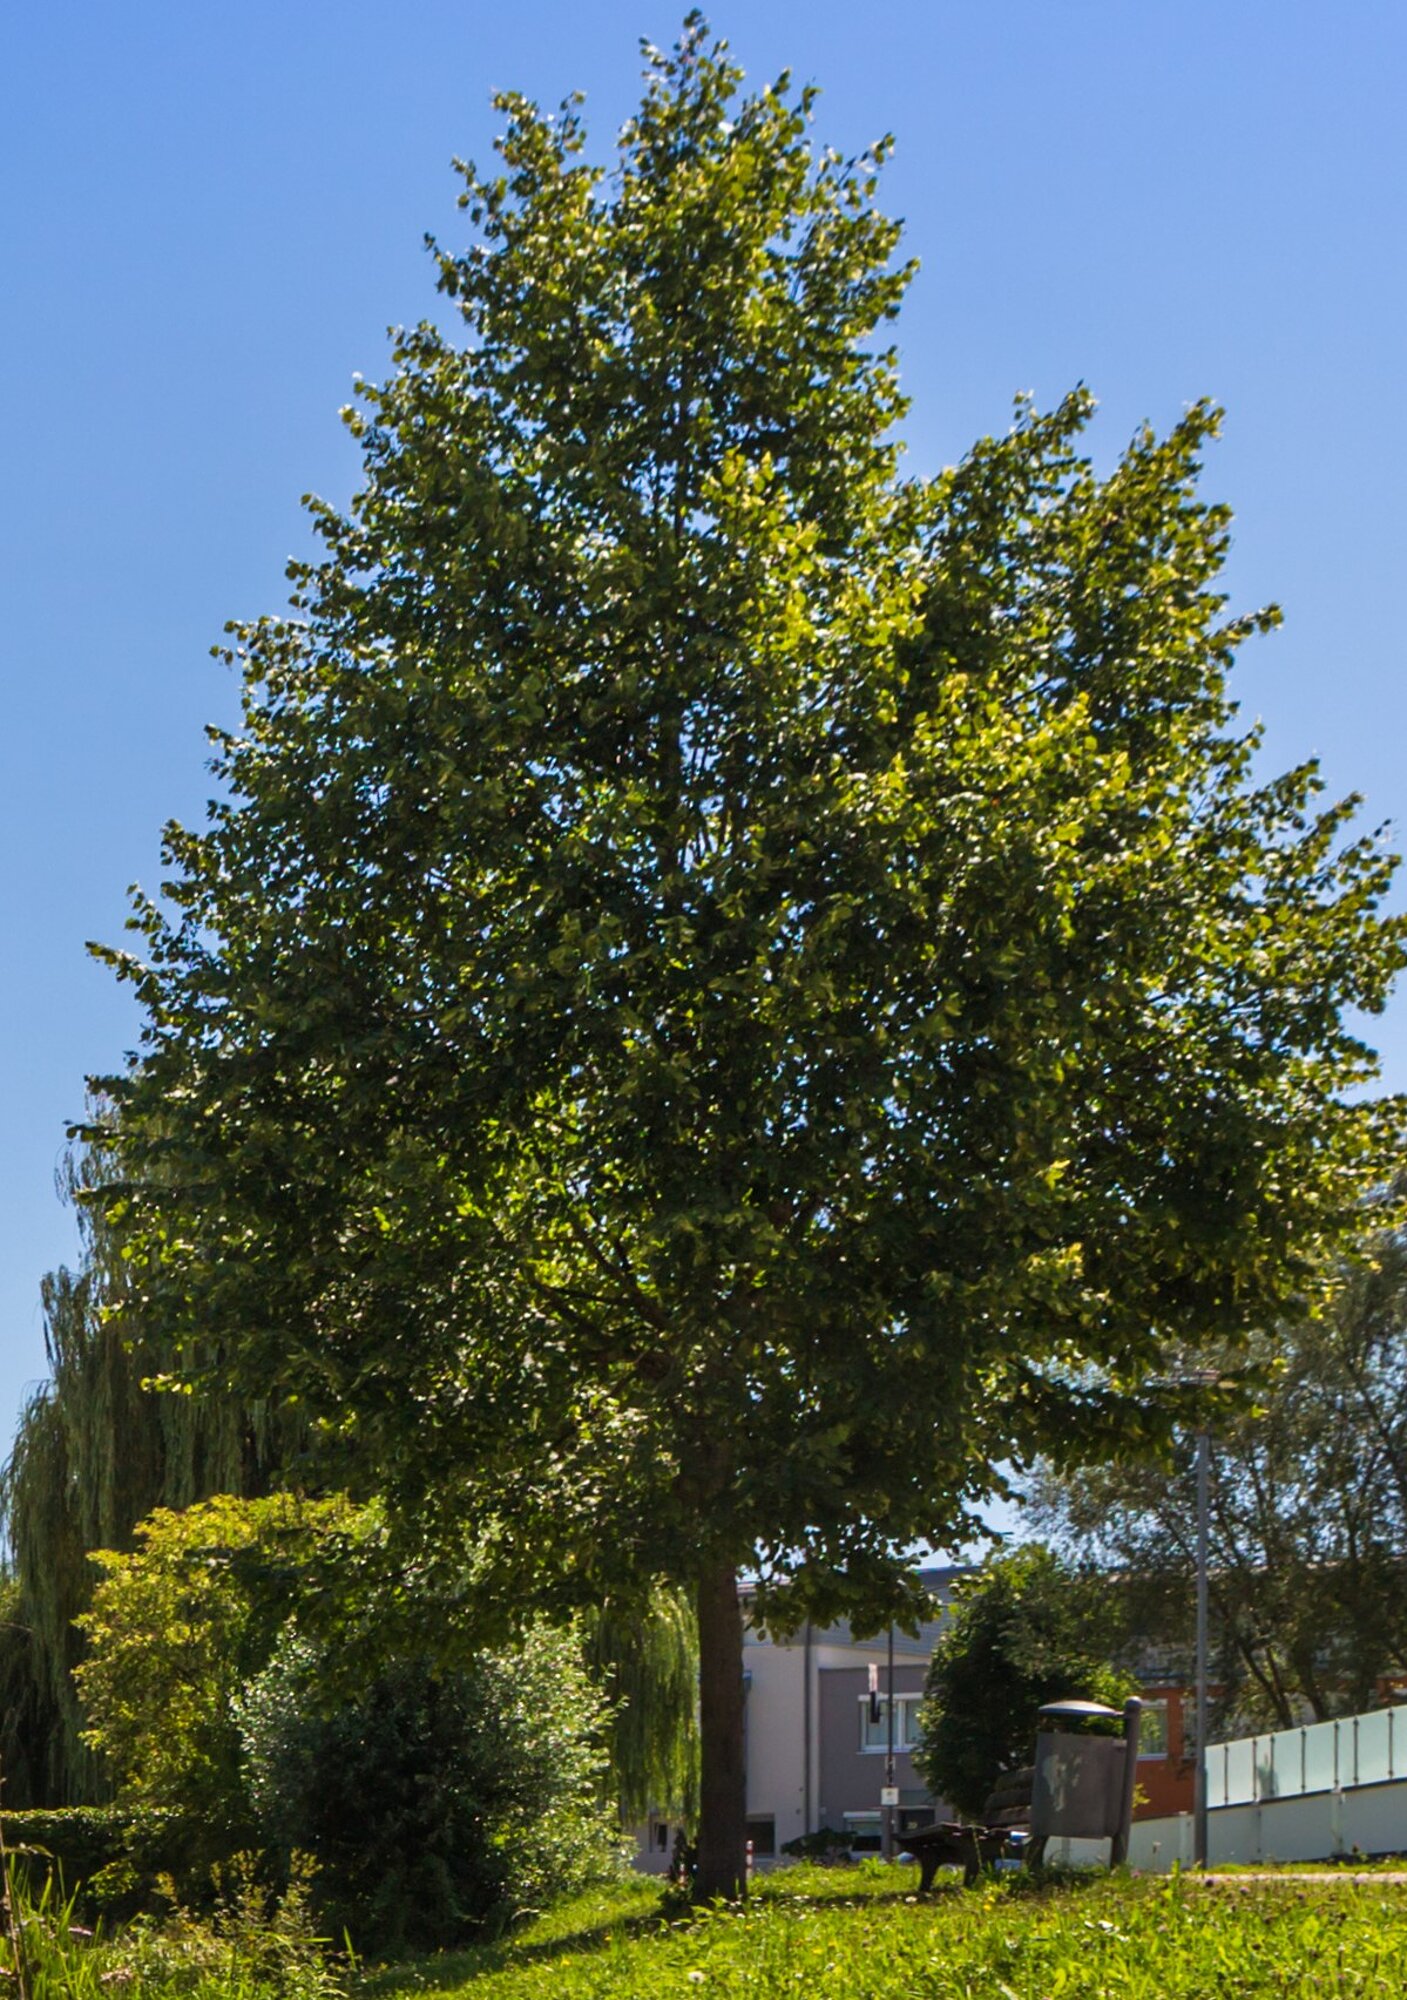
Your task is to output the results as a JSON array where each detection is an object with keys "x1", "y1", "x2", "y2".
[
  {"x1": 582, "y1": 1589, "x2": 699, "y2": 1829},
  {"x1": 1032, "y1": 1218, "x2": 1407, "y2": 1729},
  {"x1": 93, "y1": 19, "x2": 1405, "y2": 1895}
]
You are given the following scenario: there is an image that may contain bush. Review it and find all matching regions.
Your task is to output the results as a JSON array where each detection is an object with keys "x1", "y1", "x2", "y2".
[
  {"x1": 779, "y1": 1827, "x2": 852, "y2": 1863},
  {"x1": 0, "y1": 1850, "x2": 344, "y2": 2000},
  {"x1": 75, "y1": 1495, "x2": 361, "y2": 1834},
  {"x1": 237, "y1": 1622, "x2": 622, "y2": 1956},
  {"x1": 0, "y1": 1805, "x2": 215, "y2": 1920},
  {"x1": 67, "y1": 1493, "x2": 626, "y2": 1950}
]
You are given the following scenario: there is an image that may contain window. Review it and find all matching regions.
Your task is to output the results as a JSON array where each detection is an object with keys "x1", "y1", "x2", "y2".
[
  {"x1": 1138, "y1": 1699, "x2": 1170, "y2": 1758},
  {"x1": 843, "y1": 1811, "x2": 883, "y2": 1853},
  {"x1": 746, "y1": 1816, "x2": 776, "y2": 1858},
  {"x1": 858, "y1": 1692, "x2": 923, "y2": 1752}
]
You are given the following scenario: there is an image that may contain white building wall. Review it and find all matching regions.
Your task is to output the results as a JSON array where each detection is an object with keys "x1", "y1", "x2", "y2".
[
  {"x1": 742, "y1": 1618, "x2": 949, "y2": 1853},
  {"x1": 743, "y1": 1629, "x2": 810, "y2": 1852}
]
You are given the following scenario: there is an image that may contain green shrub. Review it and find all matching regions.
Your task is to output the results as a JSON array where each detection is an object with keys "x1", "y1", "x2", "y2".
[
  {"x1": 0, "y1": 1805, "x2": 216, "y2": 1920},
  {"x1": 779, "y1": 1827, "x2": 852, "y2": 1862},
  {"x1": 237, "y1": 1622, "x2": 622, "y2": 1956},
  {"x1": 0, "y1": 1850, "x2": 344, "y2": 2000},
  {"x1": 75, "y1": 1494, "x2": 361, "y2": 1833}
]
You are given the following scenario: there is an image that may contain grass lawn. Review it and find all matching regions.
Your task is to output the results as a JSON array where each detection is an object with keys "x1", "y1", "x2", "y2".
[{"x1": 361, "y1": 1862, "x2": 1407, "y2": 1998}]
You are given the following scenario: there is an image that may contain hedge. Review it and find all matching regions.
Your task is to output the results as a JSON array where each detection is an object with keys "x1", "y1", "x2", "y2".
[{"x1": 0, "y1": 1807, "x2": 237, "y2": 1919}]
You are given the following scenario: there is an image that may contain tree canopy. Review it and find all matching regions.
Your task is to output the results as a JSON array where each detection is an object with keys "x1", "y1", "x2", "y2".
[
  {"x1": 1032, "y1": 1213, "x2": 1407, "y2": 1730},
  {"x1": 91, "y1": 18, "x2": 1406, "y2": 1893}
]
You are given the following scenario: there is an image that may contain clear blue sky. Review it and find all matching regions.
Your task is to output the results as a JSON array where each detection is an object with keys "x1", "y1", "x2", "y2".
[{"x1": 3, "y1": 1, "x2": 1405, "y2": 1459}]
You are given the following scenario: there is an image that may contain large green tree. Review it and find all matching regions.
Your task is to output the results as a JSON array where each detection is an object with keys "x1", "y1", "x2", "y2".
[{"x1": 92, "y1": 19, "x2": 1404, "y2": 1895}]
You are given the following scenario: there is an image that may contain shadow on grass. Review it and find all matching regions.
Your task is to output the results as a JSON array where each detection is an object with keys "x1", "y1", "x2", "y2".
[
  {"x1": 359, "y1": 1865, "x2": 1098, "y2": 1993},
  {"x1": 758, "y1": 1867, "x2": 1096, "y2": 1913}
]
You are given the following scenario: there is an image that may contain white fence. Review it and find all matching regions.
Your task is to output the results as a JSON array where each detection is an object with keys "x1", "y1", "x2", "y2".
[
  {"x1": 1206, "y1": 1705, "x2": 1407, "y2": 1807},
  {"x1": 1047, "y1": 1704, "x2": 1407, "y2": 1870}
]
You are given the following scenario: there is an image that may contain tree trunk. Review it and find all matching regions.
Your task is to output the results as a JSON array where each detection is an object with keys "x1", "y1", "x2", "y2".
[{"x1": 693, "y1": 1559, "x2": 747, "y2": 1900}]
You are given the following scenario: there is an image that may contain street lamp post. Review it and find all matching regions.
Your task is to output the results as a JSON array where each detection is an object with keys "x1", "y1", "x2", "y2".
[
  {"x1": 1194, "y1": 1425, "x2": 1210, "y2": 1868},
  {"x1": 1148, "y1": 1371, "x2": 1217, "y2": 1868},
  {"x1": 882, "y1": 1623, "x2": 896, "y2": 1860}
]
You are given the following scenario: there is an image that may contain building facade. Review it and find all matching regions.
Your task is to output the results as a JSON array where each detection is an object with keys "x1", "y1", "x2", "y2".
[{"x1": 738, "y1": 1569, "x2": 961, "y2": 1861}]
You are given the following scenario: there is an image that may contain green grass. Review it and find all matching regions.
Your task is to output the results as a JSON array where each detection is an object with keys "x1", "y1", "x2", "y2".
[
  {"x1": 11, "y1": 1859, "x2": 1407, "y2": 1998},
  {"x1": 362, "y1": 1863, "x2": 1407, "y2": 1998}
]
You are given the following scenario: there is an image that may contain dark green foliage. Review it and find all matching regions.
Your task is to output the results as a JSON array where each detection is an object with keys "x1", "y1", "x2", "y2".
[
  {"x1": 0, "y1": 1849, "x2": 346, "y2": 2000},
  {"x1": 0, "y1": 1804, "x2": 136, "y2": 1893},
  {"x1": 0, "y1": 1136, "x2": 307, "y2": 1805},
  {"x1": 0, "y1": 1805, "x2": 202, "y2": 1920},
  {"x1": 75, "y1": 1497, "x2": 622, "y2": 1951},
  {"x1": 238, "y1": 1625, "x2": 619, "y2": 1955},
  {"x1": 913, "y1": 1547, "x2": 1135, "y2": 1821},
  {"x1": 0, "y1": 1579, "x2": 67, "y2": 1808}
]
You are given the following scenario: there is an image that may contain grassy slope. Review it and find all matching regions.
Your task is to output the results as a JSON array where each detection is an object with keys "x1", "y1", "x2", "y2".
[{"x1": 363, "y1": 1863, "x2": 1407, "y2": 1998}]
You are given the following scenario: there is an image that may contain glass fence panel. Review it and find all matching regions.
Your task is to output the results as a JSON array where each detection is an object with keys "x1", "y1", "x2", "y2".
[
  {"x1": 1254, "y1": 1733, "x2": 1290, "y2": 1800},
  {"x1": 1222, "y1": 1737, "x2": 1256, "y2": 1806},
  {"x1": 1207, "y1": 1704, "x2": 1407, "y2": 1808},
  {"x1": 1302, "y1": 1719, "x2": 1338, "y2": 1794},
  {"x1": 1355, "y1": 1709, "x2": 1395, "y2": 1785}
]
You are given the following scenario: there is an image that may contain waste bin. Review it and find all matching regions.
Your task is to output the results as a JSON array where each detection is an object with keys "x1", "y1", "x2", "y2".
[{"x1": 1030, "y1": 1696, "x2": 1143, "y2": 1868}]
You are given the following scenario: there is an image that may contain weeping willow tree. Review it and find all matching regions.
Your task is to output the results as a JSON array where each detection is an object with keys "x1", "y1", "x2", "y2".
[
  {"x1": 582, "y1": 1589, "x2": 699, "y2": 1829},
  {"x1": 0, "y1": 1572, "x2": 64, "y2": 1806},
  {"x1": 0, "y1": 1129, "x2": 308, "y2": 1803}
]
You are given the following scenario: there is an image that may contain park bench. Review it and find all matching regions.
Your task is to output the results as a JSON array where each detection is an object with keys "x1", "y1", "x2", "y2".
[{"x1": 903, "y1": 1766, "x2": 1044, "y2": 1888}]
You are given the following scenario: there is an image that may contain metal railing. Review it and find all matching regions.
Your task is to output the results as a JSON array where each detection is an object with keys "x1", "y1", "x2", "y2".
[{"x1": 1205, "y1": 1705, "x2": 1407, "y2": 1808}]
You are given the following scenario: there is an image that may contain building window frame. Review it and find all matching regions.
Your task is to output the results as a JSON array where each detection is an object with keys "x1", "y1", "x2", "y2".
[
  {"x1": 1137, "y1": 1697, "x2": 1171, "y2": 1759},
  {"x1": 857, "y1": 1691, "x2": 923, "y2": 1753},
  {"x1": 842, "y1": 1810, "x2": 883, "y2": 1854}
]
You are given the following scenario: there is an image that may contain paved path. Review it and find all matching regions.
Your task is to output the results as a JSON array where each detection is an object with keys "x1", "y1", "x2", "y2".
[{"x1": 1193, "y1": 1871, "x2": 1407, "y2": 1884}]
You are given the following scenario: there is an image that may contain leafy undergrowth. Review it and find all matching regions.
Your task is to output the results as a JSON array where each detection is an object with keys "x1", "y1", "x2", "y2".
[
  {"x1": 0, "y1": 1859, "x2": 346, "y2": 2000},
  {"x1": 362, "y1": 1862, "x2": 1407, "y2": 1998}
]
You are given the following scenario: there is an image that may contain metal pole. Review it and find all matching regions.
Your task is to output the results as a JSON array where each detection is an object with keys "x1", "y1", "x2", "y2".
[
  {"x1": 1194, "y1": 1427, "x2": 1210, "y2": 1868},
  {"x1": 883, "y1": 1624, "x2": 896, "y2": 1860},
  {"x1": 1111, "y1": 1697, "x2": 1143, "y2": 1868},
  {"x1": 802, "y1": 1619, "x2": 813, "y2": 1838}
]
